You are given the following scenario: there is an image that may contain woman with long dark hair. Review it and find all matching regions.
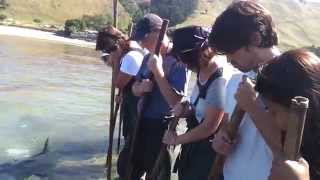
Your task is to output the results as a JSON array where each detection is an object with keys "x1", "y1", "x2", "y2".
[
  {"x1": 252, "y1": 49, "x2": 320, "y2": 179},
  {"x1": 162, "y1": 25, "x2": 229, "y2": 180}
]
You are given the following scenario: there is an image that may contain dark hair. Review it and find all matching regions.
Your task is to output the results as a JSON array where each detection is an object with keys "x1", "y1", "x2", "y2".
[
  {"x1": 209, "y1": 1, "x2": 278, "y2": 54},
  {"x1": 255, "y1": 49, "x2": 320, "y2": 179},
  {"x1": 96, "y1": 25, "x2": 130, "y2": 53},
  {"x1": 171, "y1": 25, "x2": 210, "y2": 70}
]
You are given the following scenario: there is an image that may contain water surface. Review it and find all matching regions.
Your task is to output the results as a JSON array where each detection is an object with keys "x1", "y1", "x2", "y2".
[{"x1": 0, "y1": 35, "x2": 112, "y2": 179}]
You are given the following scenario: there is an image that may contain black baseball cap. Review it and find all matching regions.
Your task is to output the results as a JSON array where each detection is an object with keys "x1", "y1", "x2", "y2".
[
  {"x1": 171, "y1": 25, "x2": 209, "y2": 55},
  {"x1": 132, "y1": 13, "x2": 163, "y2": 41}
]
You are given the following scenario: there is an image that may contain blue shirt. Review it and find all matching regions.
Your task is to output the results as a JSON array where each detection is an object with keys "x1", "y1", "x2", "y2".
[{"x1": 136, "y1": 55, "x2": 188, "y2": 119}]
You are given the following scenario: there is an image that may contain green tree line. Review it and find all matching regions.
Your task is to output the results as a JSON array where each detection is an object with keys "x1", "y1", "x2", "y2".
[{"x1": 64, "y1": 0, "x2": 199, "y2": 35}]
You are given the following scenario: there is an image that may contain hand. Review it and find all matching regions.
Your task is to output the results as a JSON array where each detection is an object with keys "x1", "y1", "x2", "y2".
[
  {"x1": 269, "y1": 156, "x2": 309, "y2": 180},
  {"x1": 162, "y1": 130, "x2": 178, "y2": 145},
  {"x1": 172, "y1": 103, "x2": 186, "y2": 118},
  {"x1": 115, "y1": 93, "x2": 122, "y2": 104},
  {"x1": 140, "y1": 79, "x2": 154, "y2": 93},
  {"x1": 147, "y1": 54, "x2": 164, "y2": 78},
  {"x1": 235, "y1": 76, "x2": 258, "y2": 113},
  {"x1": 211, "y1": 126, "x2": 236, "y2": 155}
]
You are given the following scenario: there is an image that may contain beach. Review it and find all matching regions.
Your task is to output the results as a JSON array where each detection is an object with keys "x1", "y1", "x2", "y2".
[{"x1": 0, "y1": 25, "x2": 95, "y2": 48}]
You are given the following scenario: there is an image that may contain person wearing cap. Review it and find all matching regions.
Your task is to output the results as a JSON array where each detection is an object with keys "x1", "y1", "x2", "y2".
[
  {"x1": 117, "y1": 13, "x2": 188, "y2": 180},
  {"x1": 115, "y1": 13, "x2": 165, "y2": 179},
  {"x1": 160, "y1": 25, "x2": 229, "y2": 180},
  {"x1": 128, "y1": 15, "x2": 188, "y2": 180}
]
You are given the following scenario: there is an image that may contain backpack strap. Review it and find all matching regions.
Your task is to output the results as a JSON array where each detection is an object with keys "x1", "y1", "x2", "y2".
[{"x1": 193, "y1": 68, "x2": 223, "y2": 106}]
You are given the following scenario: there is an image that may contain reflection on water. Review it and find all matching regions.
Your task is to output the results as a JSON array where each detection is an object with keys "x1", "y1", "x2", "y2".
[{"x1": 0, "y1": 35, "x2": 112, "y2": 179}]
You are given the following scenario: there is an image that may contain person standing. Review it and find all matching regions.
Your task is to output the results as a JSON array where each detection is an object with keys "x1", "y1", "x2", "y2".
[
  {"x1": 119, "y1": 13, "x2": 189, "y2": 180},
  {"x1": 208, "y1": 1, "x2": 280, "y2": 180},
  {"x1": 161, "y1": 25, "x2": 229, "y2": 180},
  {"x1": 253, "y1": 49, "x2": 320, "y2": 180}
]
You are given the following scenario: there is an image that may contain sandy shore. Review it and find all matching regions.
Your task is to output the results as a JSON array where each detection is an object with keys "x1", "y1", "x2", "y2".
[{"x1": 0, "y1": 25, "x2": 95, "y2": 48}]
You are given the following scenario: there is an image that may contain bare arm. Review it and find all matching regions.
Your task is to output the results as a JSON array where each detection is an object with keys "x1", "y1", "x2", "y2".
[
  {"x1": 131, "y1": 79, "x2": 153, "y2": 97},
  {"x1": 132, "y1": 81, "x2": 143, "y2": 97},
  {"x1": 163, "y1": 105, "x2": 224, "y2": 145},
  {"x1": 176, "y1": 106, "x2": 224, "y2": 144},
  {"x1": 109, "y1": 50, "x2": 122, "y2": 85},
  {"x1": 247, "y1": 103, "x2": 282, "y2": 153},
  {"x1": 115, "y1": 72, "x2": 132, "y2": 89},
  {"x1": 235, "y1": 78, "x2": 282, "y2": 153},
  {"x1": 153, "y1": 72, "x2": 183, "y2": 107},
  {"x1": 269, "y1": 156, "x2": 310, "y2": 180},
  {"x1": 148, "y1": 54, "x2": 186, "y2": 107}
]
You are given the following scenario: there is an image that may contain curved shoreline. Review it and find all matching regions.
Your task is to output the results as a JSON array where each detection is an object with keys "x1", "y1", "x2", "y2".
[{"x1": 0, "y1": 25, "x2": 95, "y2": 49}]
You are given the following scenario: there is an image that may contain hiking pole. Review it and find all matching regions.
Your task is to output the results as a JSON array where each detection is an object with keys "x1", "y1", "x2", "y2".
[
  {"x1": 125, "y1": 19, "x2": 170, "y2": 180},
  {"x1": 147, "y1": 116, "x2": 180, "y2": 180},
  {"x1": 284, "y1": 96, "x2": 309, "y2": 160},
  {"x1": 208, "y1": 75, "x2": 247, "y2": 180},
  {"x1": 117, "y1": 102, "x2": 123, "y2": 154},
  {"x1": 106, "y1": 0, "x2": 118, "y2": 180},
  {"x1": 116, "y1": 22, "x2": 134, "y2": 154},
  {"x1": 106, "y1": 91, "x2": 120, "y2": 179}
]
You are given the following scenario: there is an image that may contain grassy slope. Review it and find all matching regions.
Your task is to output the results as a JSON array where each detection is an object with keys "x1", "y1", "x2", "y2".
[
  {"x1": 2, "y1": 0, "x2": 320, "y2": 49},
  {"x1": 1, "y1": 0, "x2": 130, "y2": 28},
  {"x1": 178, "y1": 0, "x2": 320, "y2": 50}
]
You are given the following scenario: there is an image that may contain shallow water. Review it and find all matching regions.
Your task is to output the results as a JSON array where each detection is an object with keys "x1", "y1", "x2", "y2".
[{"x1": 0, "y1": 35, "x2": 112, "y2": 179}]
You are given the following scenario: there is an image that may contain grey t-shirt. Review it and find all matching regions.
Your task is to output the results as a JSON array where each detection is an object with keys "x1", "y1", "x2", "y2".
[{"x1": 190, "y1": 74, "x2": 227, "y2": 123}]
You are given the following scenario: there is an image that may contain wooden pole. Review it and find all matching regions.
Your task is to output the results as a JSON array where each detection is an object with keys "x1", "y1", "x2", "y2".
[
  {"x1": 125, "y1": 19, "x2": 170, "y2": 180},
  {"x1": 284, "y1": 96, "x2": 309, "y2": 160},
  {"x1": 113, "y1": 0, "x2": 118, "y2": 28},
  {"x1": 105, "y1": 1, "x2": 118, "y2": 180},
  {"x1": 147, "y1": 116, "x2": 180, "y2": 180},
  {"x1": 208, "y1": 76, "x2": 248, "y2": 180},
  {"x1": 116, "y1": 100, "x2": 123, "y2": 154}
]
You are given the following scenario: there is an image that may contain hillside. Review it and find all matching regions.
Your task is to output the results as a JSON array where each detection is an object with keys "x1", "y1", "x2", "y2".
[
  {"x1": 0, "y1": 0, "x2": 130, "y2": 29},
  {"x1": 1, "y1": 0, "x2": 320, "y2": 50},
  {"x1": 178, "y1": 0, "x2": 320, "y2": 50}
]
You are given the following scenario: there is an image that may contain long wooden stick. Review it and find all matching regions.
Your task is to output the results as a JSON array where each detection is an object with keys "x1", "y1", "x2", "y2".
[
  {"x1": 106, "y1": 92, "x2": 120, "y2": 178},
  {"x1": 146, "y1": 116, "x2": 180, "y2": 180},
  {"x1": 208, "y1": 76, "x2": 248, "y2": 180},
  {"x1": 117, "y1": 102, "x2": 123, "y2": 154},
  {"x1": 113, "y1": 0, "x2": 118, "y2": 28},
  {"x1": 125, "y1": 19, "x2": 170, "y2": 180},
  {"x1": 284, "y1": 96, "x2": 309, "y2": 160},
  {"x1": 106, "y1": 1, "x2": 118, "y2": 180}
]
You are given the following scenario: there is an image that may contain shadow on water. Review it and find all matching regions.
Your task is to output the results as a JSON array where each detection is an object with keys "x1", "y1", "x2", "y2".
[{"x1": 0, "y1": 138, "x2": 117, "y2": 180}]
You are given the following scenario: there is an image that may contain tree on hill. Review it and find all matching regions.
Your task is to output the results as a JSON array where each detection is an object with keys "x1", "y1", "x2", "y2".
[
  {"x1": 150, "y1": 0, "x2": 199, "y2": 26},
  {"x1": 0, "y1": 0, "x2": 9, "y2": 9},
  {"x1": 64, "y1": 19, "x2": 86, "y2": 36},
  {"x1": 119, "y1": 0, "x2": 149, "y2": 21}
]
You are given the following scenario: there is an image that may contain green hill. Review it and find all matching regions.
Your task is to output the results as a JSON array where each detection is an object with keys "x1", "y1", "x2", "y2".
[
  {"x1": 1, "y1": 0, "x2": 320, "y2": 50},
  {"x1": 178, "y1": 0, "x2": 320, "y2": 50},
  {"x1": 0, "y1": 0, "x2": 130, "y2": 29}
]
